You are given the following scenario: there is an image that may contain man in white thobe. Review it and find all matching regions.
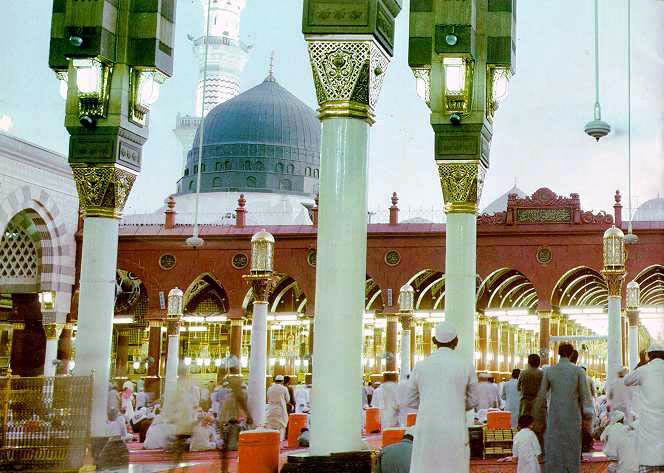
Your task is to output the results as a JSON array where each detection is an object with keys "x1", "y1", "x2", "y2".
[
  {"x1": 294, "y1": 384, "x2": 310, "y2": 413},
  {"x1": 624, "y1": 341, "x2": 664, "y2": 472},
  {"x1": 379, "y1": 377, "x2": 400, "y2": 428},
  {"x1": 477, "y1": 373, "x2": 500, "y2": 409},
  {"x1": 265, "y1": 375, "x2": 290, "y2": 440},
  {"x1": 609, "y1": 368, "x2": 632, "y2": 422},
  {"x1": 502, "y1": 369, "x2": 522, "y2": 430},
  {"x1": 405, "y1": 321, "x2": 479, "y2": 473},
  {"x1": 371, "y1": 383, "x2": 384, "y2": 409},
  {"x1": 397, "y1": 374, "x2": 416, "y2": 427}
]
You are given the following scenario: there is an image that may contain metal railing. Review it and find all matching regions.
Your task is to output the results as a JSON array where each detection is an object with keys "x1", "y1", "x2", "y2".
[{"x1": 0, "y1": 371, "x2": 93, "y2": 472}]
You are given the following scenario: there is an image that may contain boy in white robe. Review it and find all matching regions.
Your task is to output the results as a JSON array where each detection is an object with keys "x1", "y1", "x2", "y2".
[{"x1": 500, "y1": 414, "x2": 541, "y2": 473}]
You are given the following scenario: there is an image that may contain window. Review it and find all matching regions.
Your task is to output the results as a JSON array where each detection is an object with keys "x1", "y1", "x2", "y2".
[
  {"x1": 201, "y1": 164, "x2": 206, "y2": 172},
  {"x1": 245, "y1": 160, "x2": 251, "y2": 171},
  {"x1": 188, "y1": 181, "x2": 194, "y2": 190},
  {"x1": 276, "y1": 163, "x2": 284, "y2": 173},
  {"x1": 224, "y1": 160, "x2": 231, "y2": 170},
  {"x1": 313, "y1": 169, "x2": 319, "y2": 178},
  {"x1": 305, "y1": 167, "x2": 311, "y2": 177},
  {"x1": 255, "y1": 161, "x2": 264, "y2": 171},
  {"x1": 279, "y1": 179, "x2": 292, "y2": 191},
  {"x1": 287, "y1": 164, "x2": 295, "y2": 174},
  {"x1": 246, "y1": 176, "x2": 256, "y2": 188},
  {"x1": 215, "y1": 162, "x2": 221, "y2": 171},
  {"x1": 194, "y1": 165, "x2": 198, "y2": 174},
  {"x1": 213, "y1": 177, "x2": 222, "y2": 187},
  {"x1": 184, "y1": 168, "x2": 189, "y2": 176}
]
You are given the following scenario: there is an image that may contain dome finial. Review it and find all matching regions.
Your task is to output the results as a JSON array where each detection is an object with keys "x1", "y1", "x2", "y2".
[{"x1": 266, "y1": 51, "x2": 276, "y2": 82}]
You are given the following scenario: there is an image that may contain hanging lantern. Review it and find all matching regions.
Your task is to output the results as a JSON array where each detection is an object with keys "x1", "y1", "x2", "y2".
[
  {"x1": 129, "y1": 68, "x2": 166, "y2": 126},
  {"x1": 167, "y1": 287, "x2": 184, "y2": 317},
  {"x1": 603, "y1": 225, "x2": 625, "y2": 272},
  {"x1": 399, "y1": 284, "x2": 415, "y2": 312},
  {"x1": 626, "y1": 281, "x2": 640, "y2": 309},
  {"x1": 250, "y1": 229, "x2": 275, "y2": 274},
  {"x1": 486, "y1": 66, "x2": 512, "y2": 121},
  {"x1": 73, "y1": 58, "x2": 112, "y2": 129}
]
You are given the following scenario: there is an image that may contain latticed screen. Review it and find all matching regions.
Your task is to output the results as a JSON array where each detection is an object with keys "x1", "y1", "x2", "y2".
[
  {"x1": 0, "y1": 223, "x2": 39, "y2": 287},
  {"x1": 0, "y1": 375, "x2": 93, "y2": 470}
]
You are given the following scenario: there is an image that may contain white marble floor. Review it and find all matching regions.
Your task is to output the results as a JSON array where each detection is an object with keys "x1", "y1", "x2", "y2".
[{"x1": 98, "y1": 462, "x2": 202, "y2": 473}]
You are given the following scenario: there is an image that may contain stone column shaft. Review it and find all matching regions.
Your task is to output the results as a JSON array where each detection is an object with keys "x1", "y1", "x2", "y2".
[
  {"x1": 163, "y1": 320, "x2": 180, "y2": 409},
  {"x1": 422, "y1": 323, "x2": 432, "y2": 357},
  {"x1": 627, "y1": 309, "x2": 639, "y2": 370},
  {"x1": 246, "y1": 275, "x2": 272, "y2": 427},
  {"x1": 477, "y1": 315, "x2": 488, "y2": 372},
  {"x1": 145, "y1": 324, "x2": 162, "y2": 397},
  {"x1": 43, "y1": 323, "x2": 62, "y2": 377},
  {"x1": 385, "y1": 315, "x2": 398, "y2": 374},
  {"x1": 230, "y1": 318, "x2": 243, "y2": 375},
  {"x1": 399, "y1": 314, "x2": 412, "y2": 378},
  {"x1": 604, "y1": 272, "x2": 624, "y2": 386},
  {"x1": 539, "y1": 313, "x2": 550, "y2": 365},
  {"x1": 115, "y1": 332, "x2": 129, "y2": 379},
  {"x1": 489, "y1": 317, "x2": 499, "y2": 372}
]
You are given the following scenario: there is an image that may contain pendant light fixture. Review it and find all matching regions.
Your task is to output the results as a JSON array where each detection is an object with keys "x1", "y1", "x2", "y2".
[{"x1": 584, "y1": 0, "x2": 611, "y2": 141}]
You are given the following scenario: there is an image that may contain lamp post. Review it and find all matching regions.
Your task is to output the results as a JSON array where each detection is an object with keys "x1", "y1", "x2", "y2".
[
  {"x1": 300, "y1": 0, "x2": 402, "y2": 461},
  {"x1": 399, "y1": 284, "x2": 415, "y2": 378},
  {"x1": 409, "y1": 1, "x2": 516, "y2": 364},
  {"x1": 626, "y1": 280, "x2": 640, "y2": 370},
  {"x1": 244, "y1": 230, "x2": 275, "y2": 428},
  {"x1": 602, "y1": 225, "x2": 626, "y2": 386},
  {"x1": 48, "y1": 1, "x2": 176, "y2": 443},
  {"x1": 164, "y1": 287, "x2": 184, "y2": 406}
]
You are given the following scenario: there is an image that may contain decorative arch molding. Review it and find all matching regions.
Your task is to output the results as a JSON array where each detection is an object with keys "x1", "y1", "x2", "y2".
[
  {"x1": 0, "y1": 185, "x2": 76, "y2": 321},
  {"x1": 551, "y1": 266, "x2": 607, "y2": 309},
  {"x1": 632, "y1": 264, "x2": 664, "y2": 306},
  {"x1": 183, "y1": 273, "x2": 228, "y2": 314},
  {"x1": 477, "y1": 268, "x2": 539, "y2": 312}
]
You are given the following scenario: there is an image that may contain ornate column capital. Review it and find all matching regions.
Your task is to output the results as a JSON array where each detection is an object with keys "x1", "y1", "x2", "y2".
[
  {"x1": 243, "y1": 274, "x2": 274, "y2": 304},
  {"x1": 437, "y1": 161, "x2": 487, "y2": 214},
  {"x1": 166, "y1": 318, "x2": 181, "y2": 336},
  {"x1": 602, "y1": 271, "x2": 625, "y2": 297},
  {"x1": 230, "y1": 318, "x2": 244, "y2": 327},
  {"x1": 71, "y1": 164, "x2": 137, "y2": 219},
  {"x1": 306, "y1": 38, "x2": 391, "y2": 125},
  {"x1": 43, "y1": 323, "x2": 63, "y2": 341},
  {"x1": 399, "y1": 313, "x2": 413, "y2": 331},
  {"x1": 626, "y1": 309, "x2": 639, "y2": 327}
]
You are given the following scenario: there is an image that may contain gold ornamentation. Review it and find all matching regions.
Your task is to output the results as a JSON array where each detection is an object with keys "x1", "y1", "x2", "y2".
[
  {"x1": 231, "y1": 253, "x2": 249, "y2": 270},
  {"x1": 384, "y1": 250, "x2": 401, "y2": 267},
  {"x1": 536, "y1": 247, "x2": 553, "y2": 265},
  {"x1": 517, "y1": 208, "x2": 571, "y2": 224},
  {"x1": 71, "y1": 165, "x2": 137, "y2": 219},
  {"x1": 166, "y1": 318, "x2": 180, "y2": 335},
  {"x1": 399, "y1": 314, "x2": 412, "y2": 331},
  {"x1": 437, "y1": 161, "x2": 486, "y2": 214},
  {"x1": 244, "y1": 274, "x2": 274, "y2": 303},
  {"x1": 306, "y1": 39, "x2": 390, "y2": 124},
  {"x1": 603, "y1": 271, "x2": 625, "y2": 297},
  {"x1": 306, "y1": 249, "x2": 317, "y2": 267},
  {"x1": 43, "y1": 323, "x2": 62, "y2": 340},
  {"x1": 159, "y1": 254, "x2": 176, "y2": 270}
]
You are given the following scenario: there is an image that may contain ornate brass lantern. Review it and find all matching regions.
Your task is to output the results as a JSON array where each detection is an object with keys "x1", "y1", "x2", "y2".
[
  {"x1": 167, "y1": 287, "x2": 184, "y2": 318},
  {"x1": 38, "y1": 291, "x2": 56, "y2": 311},
  {"x1": 443, "y1": 56, "x2": 474, "y2": 117},
  {"x1": 399, "y1": 284, "x2": 414, "y2": 313},
  {"x1": 250, "y1": 229, "x2": 275, "y2": 275},
  {"x1": 129, "y1": 69, "x2": 167, "y2": 127},
  {"x1": 603, "y1": 225, "x2": 626, "y2": 272},
  {"x1": 487, "y1": 66, "x2": 512, "y2": 121},
  {"x1": 626, "y1": 280, "x2": 640, "y2": 310},
  {"x1": 73, "y1": 58, "x2": 113, "y2": 128}
]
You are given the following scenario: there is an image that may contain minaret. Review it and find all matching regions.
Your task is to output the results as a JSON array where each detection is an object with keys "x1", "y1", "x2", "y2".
[{"x1": 174, "y1": 0, "x2": 251, "y2": 169}]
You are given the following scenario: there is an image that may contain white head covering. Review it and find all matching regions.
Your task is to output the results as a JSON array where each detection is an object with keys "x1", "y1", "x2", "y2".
[
  {"x1": 434, "y1": 321, "x2": 458, "y2": 344},
  {"x1": 122, "y1": 380, "x2": 134, "y2": 391},
  {"x1": 275, "y1": 375, "x2": 284, "y2": 382},
  {"x1": 647, "y1": 340, "x2": 664, "y2": 353},
  {"x1": 609, "y1": 410, "x2": 625, "y2": 424}
]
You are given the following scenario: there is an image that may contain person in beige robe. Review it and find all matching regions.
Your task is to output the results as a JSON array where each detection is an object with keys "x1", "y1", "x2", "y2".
[{"x1": 265, "y1": 375, "x2": 290, "y2": 440}]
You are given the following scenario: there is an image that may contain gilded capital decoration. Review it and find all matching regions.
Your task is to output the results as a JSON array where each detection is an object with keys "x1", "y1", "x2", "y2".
[
  {"x1": 602, "y1": 271, "x2": 625, "y2": 297},
  {"x1": 437, "y1": 161, "x2": 487, "y2": 214},
  {"x1": 166, "y1": 318, "x2": 181, "y2": 336},
  {"x1": 244, "y1": 274, "x2": 274, "y2": 304},
  {"x1": 399, "y1": 314, "x2": 412, "y2": 331},
  {"x1": 306, "y1": 39, "x2": 390, "y2": 124},
  {"x1": 626, "y1": 309, "x2": 639, "y2": 327},
  {"x1": 43, "y1": 323, "x2": 62, "y2": 340},
  {"x1": 71, "y1": 165, "x2": 137, "y2": 219}
]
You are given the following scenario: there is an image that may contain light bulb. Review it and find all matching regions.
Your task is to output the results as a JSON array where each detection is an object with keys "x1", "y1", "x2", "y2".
[
  {"x1": 137, "y1": 72, "x2": 161, "y2": 106},
  {"x1": 132, "y1": 361, "x2": 140, "y2": 370},
  {"x1": 444, "y1": 58, "x2": 465, "y2": 95},
  {"x1": 184, "y1": 357, "x2": 192, "y2": 366},
  {"x1": 214, "y1": 358, "x2": 222, "y2": 367},
  {"x1": 196, "y1": 358, "x2": 203, "y2": 366},
  {"x1": 74, "y1": 59, "x2": 101, "y2": 94}
]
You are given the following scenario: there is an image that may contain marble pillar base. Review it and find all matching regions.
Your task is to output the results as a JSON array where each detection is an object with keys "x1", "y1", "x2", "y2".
[{"x1": 281, "y1": 451, "x2": 376, "y2": 473}]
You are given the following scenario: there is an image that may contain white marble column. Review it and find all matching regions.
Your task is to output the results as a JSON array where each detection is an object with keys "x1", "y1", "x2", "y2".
[
  {"x1": 627, "y1": 310, "x2": 639, "y2": 370},
  {"x1": 445, "y1": 213, "x2": 477, "y2": 363},
  {"x1": 248, "y1": 301, "x2": 268, "y2": 427},
  {"x1": 43, "y1": 325, "x2": 60, "y2": 377},
  {"x1": 400, "y1": 316, "x2": 412, "y2": 378},
  {"x1": 163, "y1": 327, "x2": 180, "y2": 406},
  {"x1": 73, "y1": 218, "x2": 119, "y2": 437},
  {"x1": 607, "y1": 296, "x2": 623, "y2": 386}
]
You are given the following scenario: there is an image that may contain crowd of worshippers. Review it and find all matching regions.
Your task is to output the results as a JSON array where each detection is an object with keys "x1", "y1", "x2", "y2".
[
  {"x1": 371, "y1": 321, "x2": 664, "y2": 473},
  {"x1": 104, "y1": 369, "x2": 313, "y2": 456}
]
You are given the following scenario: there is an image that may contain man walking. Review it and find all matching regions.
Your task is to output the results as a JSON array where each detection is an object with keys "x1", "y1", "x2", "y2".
[
  {"x1": 534, "y1": 343, "x2": 594, "y2": 473},
  {"x1": 477, "y1": 373, "x2": 500, "y2": 409},
  {"x1": 624, "y1": 341, "x2": 664, "y2": 473},
  {"x1": 502, "y1": 369, "x2": 522, "y2": 430},
  {"x1": 519, "y1": 354, "x2": 545, "y2": 449},
  {"x1": 405, "y1": 321, "x2": 479, "y2": 473},
  {"x1": 265, "y1": 375, "x2": 290, "y2": 440}
]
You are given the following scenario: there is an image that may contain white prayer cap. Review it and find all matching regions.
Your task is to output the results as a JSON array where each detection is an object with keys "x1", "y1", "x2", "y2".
[
  {"x1": 275, "y1": 375, "x2": 284, "y2": 382},
  {"x1": 647, "y1": 340, "x2": 664, "y2": 353},
  {"x1": 434, "y1": 321, "x2": 458, "y2": 344},
  {"x1": 610, "y1": 410, "x2": 625, "y2": 424}
]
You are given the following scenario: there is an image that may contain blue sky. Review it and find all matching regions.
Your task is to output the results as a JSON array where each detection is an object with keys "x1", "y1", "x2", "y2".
[{"x1": 0, "y1": 0, "x2": 662, "y2": 218}]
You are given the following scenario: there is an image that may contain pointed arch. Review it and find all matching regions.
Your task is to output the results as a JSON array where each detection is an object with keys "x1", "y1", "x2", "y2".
[{"x1": 183, "y1": 273, "x2": 229, "y2": 314}]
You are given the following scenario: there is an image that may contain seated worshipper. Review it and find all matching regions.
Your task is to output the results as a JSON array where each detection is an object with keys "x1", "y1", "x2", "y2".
[
  {"x1": 498, "y1": 415, "x2": 542, "y2": 473},
  {"x1": 602, "y1": 410, "x2": 638, "y2": 473},
  {"x1": 371, "y1": 382, "x2": 384, "y2": 409},
  {"x1": 121, "y1": 381, "x2": 135, "y2": 419},
  {"x1": 143, "y1": 414, "x2": 176, "y2": 450},
  {"x1": 107, "y1": 408, "x2": 133, "y2": 442},
  {"x1": 135, "y1": 387, "x2": 148, "y2": 410},
  {"x1": 378, "y1": 426, "x2": 415, "y2": 473},
  {"x1": 477, "y1": 373, "x2": 500, "y2": 409},
  {"x1": 130, "y1": 406, "x2": 154, "y2": 443},
  {"x1": 190, "y1": 415, "x2": 222, "y2": 451},
  {"x1": 609, "y1": 368, "x2": 632, "y2": 423},
  {"x1": 298, "y1": 427, "x2": 310, "y2": 447}
]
